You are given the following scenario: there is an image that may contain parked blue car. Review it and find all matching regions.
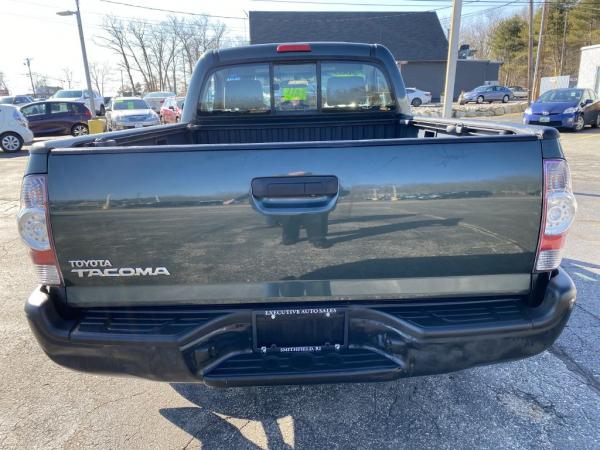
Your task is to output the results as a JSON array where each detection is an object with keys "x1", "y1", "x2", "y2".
[
  {"x1": 459, "y1": 85, "x2": 513, "y2": 104},
  {"x1": 524, "y1": 88, "x2": 600, "y2": 131}
]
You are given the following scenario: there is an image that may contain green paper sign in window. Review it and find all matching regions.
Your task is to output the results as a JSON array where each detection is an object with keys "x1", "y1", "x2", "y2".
[{"x1": 282, "y1": 87, "x2": 308, "y2": 101}]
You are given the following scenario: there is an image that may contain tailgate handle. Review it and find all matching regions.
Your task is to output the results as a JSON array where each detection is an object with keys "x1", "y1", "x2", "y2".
[{"x1": 251, "y1": 176, "x2": 339, "y2": 215}]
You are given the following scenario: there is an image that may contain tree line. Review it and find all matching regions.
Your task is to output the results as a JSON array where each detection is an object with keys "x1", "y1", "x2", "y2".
[
  {"x1": 97, "y1": 15, "x2": 234, "y2": 95},
  {"x1": 461, "y1": 0, "x2": 600, "y2": 87}
]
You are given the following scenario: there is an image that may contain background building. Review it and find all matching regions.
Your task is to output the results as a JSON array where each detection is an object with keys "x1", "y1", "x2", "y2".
[
  {"x1": 249, "y1": 11, "x2": 501, "y2": 101},
  {"x1": 578, "y1": 44, "x2": 600, "y2": 95}
]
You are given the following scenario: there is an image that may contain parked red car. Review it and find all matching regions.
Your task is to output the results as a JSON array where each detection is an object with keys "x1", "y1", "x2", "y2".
[{"x1": 159, "y1": 96, "x2": 184, "y2": 124}]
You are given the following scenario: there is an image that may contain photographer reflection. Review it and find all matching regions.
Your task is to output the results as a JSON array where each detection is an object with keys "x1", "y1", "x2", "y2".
[{"x1": 281, "y1": 211, "x2": 330, "y2": 249}]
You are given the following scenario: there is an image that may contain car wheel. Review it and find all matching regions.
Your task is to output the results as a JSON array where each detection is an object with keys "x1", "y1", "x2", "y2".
[
  {"x1": 71, "y1": 123, "x2": 89, "y2": 136},
  {"x1": 574, "y1": 115, "x2": 585, "y2": 132},
  {"x1": 411, "y1": 97, "x2": 422, "y2": 107},
  {"x1": 0, "y1": 132, "x2": 23, "y2": 153},
  {"x1": 99, "y1": 105, "x2": 105, "y2": 116},
  {"x1": 592, "y1": 113, "x2": 600, "y2": 129},
  {"x1": 476, "y1": 96, "x2": 484, "y2": 104},
  {"x1": 502, "y1": 95, "x2": 509, "y2": 103}
]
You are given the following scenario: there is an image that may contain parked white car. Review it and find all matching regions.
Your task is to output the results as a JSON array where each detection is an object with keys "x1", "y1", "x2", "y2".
[
  {"x1": 0, "y1": 105, "x2": 33, "y2": 152},
  {"x1": 50, "y1": 89, "x2": 105, "y2": 115},
  {"x1": 406, "y1": 87, "x2": 432, "y2": 107},
  {"x1": 105, "y1": 97, "x2": 160, "y2": 131}
]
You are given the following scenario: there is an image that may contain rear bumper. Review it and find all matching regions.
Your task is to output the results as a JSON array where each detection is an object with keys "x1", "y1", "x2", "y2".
[{"x1": 26, "y1": 270, "x2": 576, "y2": 386}]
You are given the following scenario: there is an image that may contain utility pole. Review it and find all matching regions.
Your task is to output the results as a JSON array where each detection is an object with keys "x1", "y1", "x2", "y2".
[
  {"x1": 442, "y1": 0, "x2": 463, "y2": 118},
  {"x1": 57, "y1": 0, "x2": 96, "y2": 117},
  {"x1": 559, "y1": 7, "x2": 570, "y2": 75},
  {"x1": 532, "y1": 0, "x2": 549, "y2": 101},
  {"x1": 527, "y1": 0, "x2": 534, "y2": 103},
  {"x1": 24, "y1": 58, "x2": 36, "y2": 96}
]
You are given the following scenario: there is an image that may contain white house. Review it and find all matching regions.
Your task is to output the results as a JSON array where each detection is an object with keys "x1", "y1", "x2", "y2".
[{"x1": 577, "y1": 44, "x2": 600, "y2": 95}]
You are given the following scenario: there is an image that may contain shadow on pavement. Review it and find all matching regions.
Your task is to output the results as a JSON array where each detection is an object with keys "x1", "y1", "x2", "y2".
[
  {"x1": 0, "y1": 150, "x2": 28, "y2": 159},
  {"x1": 160, "y1": 379, "x2": 453, "y2": 449},
  {"x1": 562, "y1": 258, "x2": 600, "y2": 282}
]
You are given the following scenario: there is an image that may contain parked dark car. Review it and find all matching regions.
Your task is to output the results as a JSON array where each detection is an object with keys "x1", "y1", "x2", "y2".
[
  {"x1": 22, "y1": 43, "x2": 576, "y2": 387},
  {"x1": 0, "y1": 95, "x2": 34, "y2": 105},
  {"x1": 460, "y1": 85, "x2": 513, "y2": 104},
  {"x1": 20, "y1": 101, "x2": 91, "y2": 136},
  {"x1": 524, "y1": 88, "x2": 600, "y2": 131}
]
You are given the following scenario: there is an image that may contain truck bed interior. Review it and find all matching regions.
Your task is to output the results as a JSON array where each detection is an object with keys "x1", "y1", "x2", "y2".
[{"x1": 75, "y1": 114, "x2": 550, "y2": 150}]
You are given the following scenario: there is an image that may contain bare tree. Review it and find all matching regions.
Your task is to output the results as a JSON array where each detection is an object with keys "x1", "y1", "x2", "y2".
[
  {"x1": 62, "y1": 68, "x2": 74, "y2": 88},
  {"x1": 98, "y1": 16, "x2": 136, "y2": 93},
  {"x1": 90, "y1": 62, "x2": 112, "y2": 95},
  {"x1": 460, "y1": 11, "x2": 503, "y2": 60},
  {"x1": 99, "y1": 15, "x2": 228, "y2": 95}
]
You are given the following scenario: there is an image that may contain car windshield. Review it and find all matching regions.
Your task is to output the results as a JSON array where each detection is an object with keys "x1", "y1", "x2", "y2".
[
  {"x1": 146, "y1": 92, "x2": 174, "y2": 98},
  {"x1": 473, "y1": 86, "x2": 488, "y2": 92},
  {"x1": 0, "y1": 96, "x2": 15, "y2": 104},
  {"x1": 113, "y1": 99, "x2": 149, "y2": 110},
  {"x1": 54, "y1": 90, "x2": 83, "y2": 98},
  {"x1": 538, "y1": 89, "x2": 583, "y2": 103}
]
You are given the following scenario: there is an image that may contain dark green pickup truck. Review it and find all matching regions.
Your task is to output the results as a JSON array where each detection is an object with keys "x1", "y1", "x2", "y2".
[{"x1": 20, "y1": 43, "x2": 577, "y2": 386}]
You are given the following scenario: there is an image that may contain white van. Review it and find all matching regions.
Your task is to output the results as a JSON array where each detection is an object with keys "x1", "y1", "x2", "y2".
[
  {"x1": 50, "y1": 89, "x2": 105, "y2": 115},
  {"x1": 0, "y1": 105, "x2": 33, "y2": 152}
]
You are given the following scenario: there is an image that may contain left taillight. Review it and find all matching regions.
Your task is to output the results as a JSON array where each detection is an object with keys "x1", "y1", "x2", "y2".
[
  {"x1": 17, "y1": 175, "x2": 62, "y2": 285},
  {"x1": 535, "y1": 159, "x2": 577, "y2": 272}
]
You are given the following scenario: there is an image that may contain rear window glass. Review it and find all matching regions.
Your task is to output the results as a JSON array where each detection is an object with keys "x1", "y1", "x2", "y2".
[
  {"x1": 200, "y1": 64, "x2": 270, "y2": 113},
  {"x1": 321, "y1": 62, "x2": 393, "y2": 111},
  {"x1": 54, "y1": 90, "x2": 83, "y2": 98},
  {"x1": 113, "y1": 99, "x2": 149, "y2": 110},
  {"x1": 198, "y1": 61, "x2": 394, "y2": 115},
  {"x1": 274, "y1": 64, "x2": 317, "y2": 112}
]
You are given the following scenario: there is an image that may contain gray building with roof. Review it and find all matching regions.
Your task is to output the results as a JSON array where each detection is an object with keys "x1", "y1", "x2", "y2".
[{"x1": 249, "y1": 11, "x2": 501, "y2": 101}]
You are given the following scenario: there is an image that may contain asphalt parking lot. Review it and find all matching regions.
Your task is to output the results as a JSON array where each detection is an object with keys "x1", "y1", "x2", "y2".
[{"x1": 1, "y1": 123, "x2": 599, "y2": 449}]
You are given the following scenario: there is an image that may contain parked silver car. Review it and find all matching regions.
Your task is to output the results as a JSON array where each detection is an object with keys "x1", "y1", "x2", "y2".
[
  {"x1": 509, "y1": 86, "x2": 529, "y2": 99},
  {"x1": 105, "y1": 97, "x2": 160, "y2": 131},
  {"x1": 459, "y1": 85, "x2": 513, "y2": 104},
  {"x1": 143, "y1": 91, "x2": 176, "y2": 113}
]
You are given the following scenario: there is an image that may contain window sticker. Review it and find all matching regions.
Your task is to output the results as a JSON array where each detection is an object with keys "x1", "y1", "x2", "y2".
[{"x1": 282, "y1": 87, "x2": 308, "y2": 101}]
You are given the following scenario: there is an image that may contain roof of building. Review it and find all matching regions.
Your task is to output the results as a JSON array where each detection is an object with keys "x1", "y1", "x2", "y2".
[{"x1": 249, "y1": 11, "x2": 449, "y2": 61}]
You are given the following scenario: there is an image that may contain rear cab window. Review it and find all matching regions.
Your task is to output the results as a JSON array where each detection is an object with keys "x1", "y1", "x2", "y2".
[
  {"x1": 198, "y1": 60, "x2": 394, "y2": 115},
  {"x1": 200, "y1": 64, "x2": 271, "y2": 113}
]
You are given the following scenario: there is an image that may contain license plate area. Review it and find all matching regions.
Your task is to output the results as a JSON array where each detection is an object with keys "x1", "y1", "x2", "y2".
[
  {"x1": 253, "y1": 308, "x2": 347, "y2": 353},
  {"x1": 539, "y1": 116, "x2": 550, "y2": 122}
]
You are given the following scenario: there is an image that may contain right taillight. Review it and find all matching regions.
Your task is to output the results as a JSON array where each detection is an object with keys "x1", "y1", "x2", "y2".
[
  {"x1": 535, "y1": 159, "x2": 577, "y2": 271},
  {"x1": 17, "y1": 175, "x2": 63, "y2": 285}
]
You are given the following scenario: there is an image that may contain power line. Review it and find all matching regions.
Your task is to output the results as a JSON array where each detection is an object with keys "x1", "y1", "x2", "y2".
[
  {"x1": 98, "y1": 0, "x2": 247, "y2": 20},
  {"x1": 253, "y1": 0, "x2": 598, "y2": 6}
]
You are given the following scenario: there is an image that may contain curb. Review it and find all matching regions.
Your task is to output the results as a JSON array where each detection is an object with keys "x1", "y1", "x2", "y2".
[{"x1": 414, "y1": 101, "x2": 528, "y2": 118}]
